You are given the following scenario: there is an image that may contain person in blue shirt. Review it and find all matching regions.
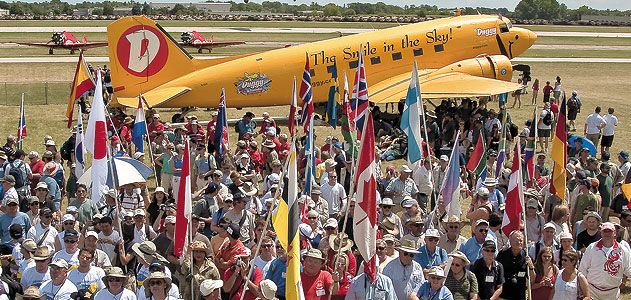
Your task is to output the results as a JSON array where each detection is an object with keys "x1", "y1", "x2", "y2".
[
  {"x1": 0, "y1": 197, "x2": 31, "y2": 252},
  {"x1": 411, "y1": 266, "x2": 454, "y2": 300},
  {"x1": 414, "y1": 228, "x2": 449, "y2": 273},
  {"x1": 459, "y1": 219, "x2": 495, "y2": 263},
  {"x1": 235, "y1": 112, "x2": 257, "y2": 140},
  {"x1": 265, "y1": 241, "x2": 288, "y2": 300}
]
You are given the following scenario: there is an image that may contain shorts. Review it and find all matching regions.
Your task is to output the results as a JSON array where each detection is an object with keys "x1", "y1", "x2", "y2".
[
  {"x1": 538, "y1": 129, "x2": 551, "y2": 138},
  {"x1": 106, "y1": 86, "x2": 113, "y2": 93},
  {"x1": 601, "y1": 135, "x2": 614, "y2": 147},
  {"x1": 567, "y1": 110, "x2": 578, "y2": 121},
  {"x1": 543, "y1": 94, "x2": 550, "y2": 102}
]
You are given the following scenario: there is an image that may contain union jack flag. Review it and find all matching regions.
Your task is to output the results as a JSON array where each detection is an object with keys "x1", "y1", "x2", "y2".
[
  {"x1": 351, "y1": 46, "x2": 369, "y2": 139},
  {"x1": 299, "y1": 53, "x2": 313, "y2": 133}
]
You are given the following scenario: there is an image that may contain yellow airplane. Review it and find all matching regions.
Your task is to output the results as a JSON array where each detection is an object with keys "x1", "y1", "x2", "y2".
[{"x1": 107, "y1": 15, "x2": 536, "y2": 109}]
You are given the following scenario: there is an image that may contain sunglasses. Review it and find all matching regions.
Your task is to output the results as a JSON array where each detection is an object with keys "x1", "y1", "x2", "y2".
[
  {"x1": 381, "y1": 206, "x2": 393, "y2": 209},
  {"x1": 478, "y1": 229, "x2": 489, "y2": 233},
  {"x1": 80, "y1": 255, "x2": 93, "y2": 260},
  {"x1": 261, "y1": 244, "x2": 273, "y2": 249},
  {"x1": 63, "y1": 222, "x2": 75, "y2": 226},
  {"x1": 376, "y1": 247, "x2": 386, "y2": 251},
  {"x1": 385, "y1": 241, "x2": 394, "y2": 245},
  {"x1": 42, "y1": 215, "x2": 52, "y2": 219},
  {"x1": 325, "y1": 227, "x2": 336, "y2": 230},
  {"x1": 402, "y1": 252, "x2": 416, "y2": 257},
  {"x1": 308, "y1": 217, "x2": 317, "y2": 220},
  {"x1": 30, "y1": 202, "x2": 39, "y2": 206},
  {"x1": 412, "y1": 223, "x2": 423, "y2": 227},
  {"x1": 427, "y1": 237, "x2": 438, "y2": 242},
  {"x1": 448, "y1": 225, "x2": 460, "y2": 229},
  {"x1": 452, "y1": 263, "x2": 462, "y2": 268},
  {"x1": 64, "y1": 239, "x2": 78, "y2": 244},
  {"x1": 275, "y1": 245, "x2": 284, "y2": 250},
  {"x1": 148, "y1": 280, "x2": 163, "y2": 286},
  {"x1": 108, "y1": 277, "x2": 123, "y2": 282}
]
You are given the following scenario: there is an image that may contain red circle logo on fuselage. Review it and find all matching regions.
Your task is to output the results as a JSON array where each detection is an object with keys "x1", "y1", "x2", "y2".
[{"x1": 116, "y1": 25, "x2": 169, "y2": 77}]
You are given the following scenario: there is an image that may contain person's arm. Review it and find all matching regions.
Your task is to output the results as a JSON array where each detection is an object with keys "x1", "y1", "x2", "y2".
[
  {"x1": 577, "y1": 272, "x2": 591, "y2": 300},
  {"x1": 490, "y1": 285, "x2": 503, "y2": 300},
  {"x1": 117, "y1": 241, "x2": 133, "y2": 266},
  {"x1": 152, "y1": 211, "x2": 164, "y2": 232}
]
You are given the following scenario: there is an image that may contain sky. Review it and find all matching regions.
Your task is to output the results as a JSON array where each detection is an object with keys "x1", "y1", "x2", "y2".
[{"x1": 8, "y1": 0, "x2": 631, "y2": 11}]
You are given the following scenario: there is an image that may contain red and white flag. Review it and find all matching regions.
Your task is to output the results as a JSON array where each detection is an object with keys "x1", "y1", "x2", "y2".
[
  {"x1": 84, "y1": 71, "x2": 108, "y2": 203},
  {"x1": 17, "y1": 94, "x2": 26, "y2": 145},
  {"x1": 351, "y1": 47, "x2": 369, "y2": 139},
  {"x1": 353, "y1": 110, "x2": 378, "y2": 283},
  {"x1": 174, "y1": 139, "x2": 192, "y2": 257},
  {"x1": 288, "y1": 76, "x2": 297, "y2": 137},
  {"x1": 502, "y1": 143, "x2": 524, "y2": 235},
  {"x1": 299, "y1": 53, "x2": 314, "y2": 133}
]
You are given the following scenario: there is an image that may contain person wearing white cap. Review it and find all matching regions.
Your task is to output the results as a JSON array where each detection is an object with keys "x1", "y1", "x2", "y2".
[
  {"x1": 579, "y1": 222, "x2": 631, "y2": 299},
  {"x1": 529, "y1": 222, "x2": 559, "y2": 262},
  {"x1": 385, "y1": 165, "x2": 419, "y2": 212},
  {"x1": 414, "y1": 229, "x2": 448, "y2": 274},
  {"x1": 133, "y1": 208, "x2": 157, "y2": 244},
  {"x1": 410, "y1": 266, "x2": 452, "y2": 300},
  {"x1": 256, "y1": 279, "x2": 278, "y2": 300},
  {"x1": 27, "y1": 207, "x2": 58, "y2": 253},
  {"x1": 39, "y1": 258, "x2": 78, "y2": 299},
  {"x1": 67, "y1": 248, "x2": 106, "y2": 295}
]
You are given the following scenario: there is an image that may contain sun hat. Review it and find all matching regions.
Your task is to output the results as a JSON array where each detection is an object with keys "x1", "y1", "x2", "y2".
[
  {"x1": 324, "y1": 218, "x2": 338, "y2": 229},
  {"x1": 132, "y1": 241, "x2": 168, "y2": 264},
  {"x1": 382, "y1": 234, "x2": 396, "y2": 242},
  {"x1": 396, "y1": 238, "x2": 420, "y2": 254},
  {"x1": 101, "y1": 267, "x2": 127, "y2": 285},
  {"x1": 142, "y1": 271, "x2": 172, "y2": 296},
  {"x1": 61, "y1": 214, "x2": 76, "y2": 223},
  {"x1": 22, "y1": 285, "x2": 43, "y2": 299},
  {"x1": 559, "y1": 232, "x2": 573, "y2": 241},
  {"x1": 35, "y1": 182, "x2": 49, "y2": 190},
  {"x1": 543, "y1": 223, "x2": 556, "y2": 231},
  {"x1": 328, "y1": 233, "x2": 354, "y2": 252},
  {"x1": 33, "y1": 246, "x2": 51, "y2": 261},
  {"x1": 303, "y1": 248, "x2": 325, "y2": 261},
  {"x1": 380, "y1": 198, "x2": 394, "y2": 207},
  {"x1": 259, "y1": 279, "x2": 278, "y2": 300},
  {"x1": 49, "y1": 258, "x2": 69, "y2": 269},
  {"x1": 0, "y1": 175, "x2": 15, "y2": 185},
  {"x1": 324, "y1": 159, "x2": 337, "y2": 169},
  {"x1": 475, "y1": 219, "x2": 489, "y2": 227},
  {"x1": 526, "y1": 199, "x2": 540, "y2": 209},
  {"x1": 190, "y1": 240, "x2": 211, "y2": 256},
  {"x1": 449, "y1": 250, "x2": 470, "y2": 265},
  {"x1": 583, "y1": 211, "x2": 602, "y2": 223},
  {"x1": 380, "y1": 216, "x2": 400, "y2": 237},
  {"x1": 427, "y1": 266, "x2": 446, "y2": 278},
  {"x1": 425, "y1": 229, "x2": 440, "y2": 238},
  {"x1": 401, "y1": 197, "x2": 417, "y2": 208},
  {"x1": 400, "y1": 165, "x2": 413, "y2": 173},
  {"x1": 477, "y1": 187, "x2": 489, "y2": 198},
  {"x1": 601, "y1": 222, "x2": 616, "y2": 231},
  {"x1": 85, "y1": 231, "x2": 99, "y2": 239},
  {"x1": 200, "y1": 279, "x2": 223, "y2": 297},
  {"x1": 483, "y1": 178, "x2": 498, "y2": 186},
  {"x1": 405, "y1": 215, "x2": 424, "y2": 227}
]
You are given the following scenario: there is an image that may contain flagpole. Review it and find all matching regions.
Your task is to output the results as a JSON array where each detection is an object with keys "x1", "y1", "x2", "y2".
[
  {"x1": 103, "y1": 105, "x2": 123, "y2": 232},
  {"x1": 516, "y1": 142, "x2": 533, "y2": 300},
  {"x1": 140, "y1": 96, "x2": 159, "y2": 189},
  {"x1": 239, "y1": 134, "x2": 297, "y2": 300},
  {"x1": 18, "y1": 93, "x2": 24, "y2": 150},
  {"x1": 188, "y1": 137, "x2": 194, "y2": 300},
  {"x1": 412, "y1": 61, "x2": 435, "y2": 211}
]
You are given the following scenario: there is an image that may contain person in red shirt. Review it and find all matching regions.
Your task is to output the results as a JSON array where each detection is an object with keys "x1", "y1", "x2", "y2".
[
  {"x1": 542, "y1": 81, "x2": 553, "y2": 103},
  {"x1": 28, "y1": 151, "x2": 46, "y2": 194},
  {"x1": 276, "y1": 134, "x2": 290, "y2": 163},
  {"x1": 549, "y1": 97, "x2": 559, "y2": 122},
  {"x1": 301, "y1": 248, "x2": 338, "y2": 300},
  {"x1": 330, "y1": 253, "x2": 353, "y2": 299},
  {"x1": 215, "y1": 223, "x2": 249, "y2": 277},
  {"x1": 247, "y1": 141, "x2": 264, "y2": 172},
  {"x1": 256, "y1": 112, "x2": 277, "y2": 137},
  {"x1": 148, "y1": 114, "x2": 165, "y2": 142},
  {"x1": 325, "y1": 233, "x2": 357, "y2": 276},
  {"x1": 222, "y1": 254, "x2": 262, "y2": 300}
]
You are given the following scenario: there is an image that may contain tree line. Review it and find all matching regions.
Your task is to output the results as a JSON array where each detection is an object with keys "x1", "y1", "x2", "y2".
[{"x1": 0, "y1": 0, "x2": 628, "y2": 20}]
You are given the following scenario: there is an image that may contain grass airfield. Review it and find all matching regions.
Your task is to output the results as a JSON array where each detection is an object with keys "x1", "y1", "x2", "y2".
[{"x1": 1, "y1": 19, "x2": 631, "y2": 296}]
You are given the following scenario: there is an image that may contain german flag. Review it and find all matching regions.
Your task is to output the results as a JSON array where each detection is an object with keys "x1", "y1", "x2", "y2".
[
  {"x1": 622, "y1": 168, "x2": 631, "y2": 209},
  {"x1": 272, "y1": 144, "x2": 305, "y2": 300},
  {"x1": 67, "y1": 51, "x2": 95, "y2": 128},
  {"x1": 550, "y1": 94, "x2": 567, "y2": 203}
]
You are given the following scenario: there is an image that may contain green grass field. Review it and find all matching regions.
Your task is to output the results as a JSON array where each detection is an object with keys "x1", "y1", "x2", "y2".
[{"x1": 523, "y1": 48, "x2": 631, "y2": 58}]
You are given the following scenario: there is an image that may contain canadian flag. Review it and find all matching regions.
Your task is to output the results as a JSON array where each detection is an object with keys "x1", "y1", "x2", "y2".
[
  {"x1": 84, "y1": 71, "x2": 108, "y2": 203},
  {"x1": 174, "y1": 139, "x2": 192, "y2": 257}
]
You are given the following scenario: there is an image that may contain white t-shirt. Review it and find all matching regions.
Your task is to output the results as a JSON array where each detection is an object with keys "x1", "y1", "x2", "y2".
[
  {"x1": 133, "y1": 224, "x2": 157, "y2": 245},
  {"x1": 602, "y1": 114, "x2": 619, "y2": 136},
  {"x1": 585, "y1": 113, "x2": 606, "y2": 134},
  {"x1": 20, "y1": 266, "x2": 50, "y2": 288},
  {"x1": 538, "y1": 110, "x2": 553, "y2": 130},
  {"x1": 39, "y1": 279, "x2": 78, "y2": 300},
  {"x1": 27, "y1": 223, "x2": 58, "y2": 253},
  {"x1": 254, "y1": 255, "x2": 274, "y2": 277},
  {"x1": 67, "y1": 266, "x2": 106, "y2": 292},
  {"x1": 52, "y1": 249, "x2": 80, "y2": 268},
  {"x1": 97, "y1": 231, "x2": 121, "y2": 264},
  {"x1": 319, "y1": 182, "x2": 347, "y2": 214},
  {"x1": 93, "y1": 287, "x2": 137, "y2": 300}
]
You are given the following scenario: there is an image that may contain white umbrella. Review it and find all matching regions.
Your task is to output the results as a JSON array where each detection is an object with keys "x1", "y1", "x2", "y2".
[{"x1": 78, "y1": 156, "x2": 153, "y2": 188}]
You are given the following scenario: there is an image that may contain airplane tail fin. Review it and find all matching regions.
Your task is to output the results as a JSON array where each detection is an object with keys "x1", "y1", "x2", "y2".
[{"x1": 107, "y1": 16, "x2": 197, "y2": 100}]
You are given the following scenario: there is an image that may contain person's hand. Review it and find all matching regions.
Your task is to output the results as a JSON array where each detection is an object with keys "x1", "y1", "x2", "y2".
[
  {"x1": 525, "y1": 256, "x2": 534, "y2": 269},
  {"x1": 332, "y1": 271, "x2": 341, "y2": 282}
]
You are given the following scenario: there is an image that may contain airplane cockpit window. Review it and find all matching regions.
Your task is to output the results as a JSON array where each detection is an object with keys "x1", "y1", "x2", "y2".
[
  {"x1": 507, "y1": 21, "x2": 513, "y2": 29},
  {"x1": 499, "y1": 23, "x2": 509, "y2": 33}
]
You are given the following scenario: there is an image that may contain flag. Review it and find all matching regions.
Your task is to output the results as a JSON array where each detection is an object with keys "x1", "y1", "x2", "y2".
[
  {"x1": 132, "y1": 97, "x2": 147, "y2": 153},
  {"x1": 342, "y1": 71, "x2": 354, "y2": 132},
  {"x1": 400, "y1": 61, "x2": 424, "y2": 165},
  {"x1": 353, "y1": 110, "x2": 378, "y2": 283},
  {"x1": 466, "y1": 129, "x2": 487, "y2": 175},
  {"x1": 502, "y1": 143, "x2": 524, "y2": 235},
  {"x1": 17, "y1": 94, "x2": 26, "y2": 146},
  {"x1": 303, "y1": 116, "x2": 316, "y2": 196},
  {"x1": 74, "y1": 105, "x2": 85, "y2": 179},
  {"x1": 214, "y1": 88, "x2": 227, "y2": 164},
  {"x1": 622, "y1": 169, "x2": 631, "y2": 209},
  {"x1": 299, "y1": 53, "x2": 314, "y2": 133},
  {"x1": 524, "y1": 106, "x2": 537, "y2": 182},
  {"x1": 84, "y1": 71, "x2": 108, "y2": 203},
  {"x1": 495, "y1": 109, "x2": 508, "y2": 178},
  {"x1": 550, "y1": 95, "x2": 567, "y2": 203},
  {"x1": 288, "y1": 77, "x2": 297, "y2": 137},
  {"x1": 440, "y1": 131, "x2": 462, "y2": 206},
  {"x1": 340, "y1": 72, "x2": 357, "y2": 157},
  {"x1": 324, "y1": 60, "x2": 339, "y2": 129},
  {"x1": 351, "y1": 46, "x2": 369, "y2": 138},
  {"x1": 174, "y1": 139, "x2": 192, "y2": 257},
  {"x1": 67, "y1": 51, "x2": 95, "y2": 128},
  {"x1": 272, "y1": 144, "x2": 305, "y2": 299},
  {"x1": 475, "y1": 168, "x2": 488, "y2": 189}
]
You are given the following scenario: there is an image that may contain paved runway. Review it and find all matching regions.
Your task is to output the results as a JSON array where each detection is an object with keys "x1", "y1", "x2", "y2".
[
  {"x1": 2, "y1": 56, "x2": 630, "y2": 64},
  {"x1": 1, "y1": 26, "x2": 631, "y2": 37}
]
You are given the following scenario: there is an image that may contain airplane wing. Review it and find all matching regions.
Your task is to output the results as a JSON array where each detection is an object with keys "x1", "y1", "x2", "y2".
[
  {"x1": 79, "y1": 42, "x2": 108, "y2": 49},
  {"x1": 370, "y1": 71, "x2": 524, "y2": 103},
  {"x1": 178, "y1": 41, "x2": 245, "y2": 48},
  {"x1": 115, "y1": 86, "x2": 191, "y2": 108},
  {"x1": 15, "y1": 42, "x2": 108, "y2": 49}
]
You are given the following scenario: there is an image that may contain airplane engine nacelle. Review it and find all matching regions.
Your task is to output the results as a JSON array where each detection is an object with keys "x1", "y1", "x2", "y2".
[{"x1": 432, "y1": 55, "x2": 514, "y2": 82}]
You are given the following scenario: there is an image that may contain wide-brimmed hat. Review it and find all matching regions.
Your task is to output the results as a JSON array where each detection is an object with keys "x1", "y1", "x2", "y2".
[
  {"x1": 21, "y1": 239, "x2": 37, "y2": 253},
  {"x1": 426, "y1": 110, "x2": 437, "y2": 119},
  {"x1": 132, "y1": 241, "x2": 168, "y2": 264},
  {"x1": 396, "y1": 238, "x2": 420, "y2": 254},
  {"x1": 240, "y1": 182, "x2": 258, "y2": 196},
  {"x1": 303, "y1": 248, "x2": 325, "y2": 261},
  {"x1": 483, "y1": 178, "x2": 498, "y2": 186},
  {"x1": 449, "y1": 250, "x2": 470, "y2": 265},
  {"x1": 401, "y1": 197, "x2": 417, "y2": 208},
  {"x1": 33, "y1": 246, "x2": 51, "y2": 261},
  {"x1": 200, "y1": 279, "x2": 223, "y2": 297},
  {"x1": 405, "y1": 215, "x2": 424, "y2": 227},
  {"x1": 22, "y1": 285, "x2": 44, "y2": 299},
  {"x1": 190, "y1": 240, "x2": 211, "y2": 256},
  {"x1": 262, "y1": 140, "x2": 276, "y2": 149},
  {"x1": 49, "y1": 258, "x2": 69, "y2": 269},
  {"x1": 400, "y1": 165, "x2": 412, "y2": 173},
  {"x1": 425, "y1": 229, "x2": 440, "y2": 238},
  {"x1": 379, "y1": 198, "x2": 394, "y2": 207},
  {"x1": 328, "y1": 233, "x2": 354, "y2": 252},
  {"x1": 427, "y1": 266, "x2": 446, "y2": 278},
  {"x1": 142, "y1": 271, "x2": 172, "y2": 296},
  {"x1": 259, "y1": 279, "x2": 278, "y2": 300},
  {"x1": 380, "y1": 216, "x2": 400, "y2": 237},
  {"x1": 102, "y1": 267, "x2": 127, "y2": 285},
  {"x1": 583, "y1": 211, "x2": 602, "y2": 223}
]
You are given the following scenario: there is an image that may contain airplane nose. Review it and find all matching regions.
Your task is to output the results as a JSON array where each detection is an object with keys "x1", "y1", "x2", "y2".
[
  {"x1": 527, "y1": 29, "x2": 538, "y2": 48},
  {"x1": 510, "y1": 27, "x2": 537, "y2": 57}
]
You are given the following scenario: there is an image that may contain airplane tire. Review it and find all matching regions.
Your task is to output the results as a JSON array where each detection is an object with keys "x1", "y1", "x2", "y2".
[
  {"x1": 198, "y1": 48, "x2": 203, "y2": 54},
  {"x1": 172, "y1": 113, "x2": 184, "y2": 123},
  {"x1": 49, "y1": 48, "x2": 54, "y2": 55}
]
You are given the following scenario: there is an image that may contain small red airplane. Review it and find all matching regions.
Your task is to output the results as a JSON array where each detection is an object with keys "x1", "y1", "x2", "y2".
[
  {"x1": 16, "y1": 31, "x2": 108, "y2": 54},
  {"x1": 178, "y1": 31, "x2": 245, "y2": 53}
]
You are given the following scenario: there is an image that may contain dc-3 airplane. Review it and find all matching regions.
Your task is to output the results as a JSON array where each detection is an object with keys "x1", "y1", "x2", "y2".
[
  {"x1": 17, "y1": 31, "x2": 108, "y2": 54},
  {"x1": 178, "y1": 31, "x2": 245, "y2": 53},
  {"x1": 107, "y1": 15, "x2": 536, "y2": 109}
]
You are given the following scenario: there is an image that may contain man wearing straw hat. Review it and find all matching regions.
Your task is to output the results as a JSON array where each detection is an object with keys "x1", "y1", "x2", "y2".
[
  {"x1": 199, "y1": 279, "x2": 223, "y2": 300},
  {"x1": 301, "y1": 248, "x2": 337, "y2": 299},
  {"x1": 410, "y1": 266, "x2": 453, "y2": 300},
  {"x1": 20, "y1": 246, "x2": 51, "y2": 289},
  {"x1": 382, "y1": 238, "x2": 425, "y2": 300},
  {"x1": 93, "y1": 267, "x2": 134, "y2": 300}
]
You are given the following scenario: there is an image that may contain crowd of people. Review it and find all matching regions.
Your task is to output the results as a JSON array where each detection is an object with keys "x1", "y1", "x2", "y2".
[{"x1": 0, "y1": 74, "x2": 628, "y2": 300}]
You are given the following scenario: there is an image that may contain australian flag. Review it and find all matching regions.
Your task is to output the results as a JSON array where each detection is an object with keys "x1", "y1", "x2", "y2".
[{"x1": 300, "y1": 53, "x2": 314, "y2": 133}]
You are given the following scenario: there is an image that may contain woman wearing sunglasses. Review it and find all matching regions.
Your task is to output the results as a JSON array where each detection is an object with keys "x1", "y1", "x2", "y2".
[
  {"x1": 143, "y1": 271, "x2": 178, "y2": 300},
  {"x1": 551, "y1": 250, "x2": 590, "y2": 300},
  {"x1": 93, "y1": 267, "x2": 134, "y2": 300}
]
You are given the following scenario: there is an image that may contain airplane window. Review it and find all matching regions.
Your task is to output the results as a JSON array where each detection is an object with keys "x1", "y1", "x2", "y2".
[
  {"x1": 507, "y1": 21, "x2": 513, "y2": 29},
  {"x1": 499, "y1": 23, "x2": 509, "y2": 33}
]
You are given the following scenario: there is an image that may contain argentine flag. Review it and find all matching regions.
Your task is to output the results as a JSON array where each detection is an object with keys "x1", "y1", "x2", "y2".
[
  {"x1": 132, "y1": 97, "x2": 147, "y2": 153},
  {"x1": 400, "y1": 61, "x2": 424, "y2": 165}
]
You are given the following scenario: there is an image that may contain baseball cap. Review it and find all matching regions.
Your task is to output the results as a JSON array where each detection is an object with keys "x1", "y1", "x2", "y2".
[
  {"x1": 49, "y1": 258, "x2": 69, "y2": 269},
  {"x1": 0, "y1": 175, "x2": 15, "y2": 184},
  {"x1": 543, "y1": 223, "x2": 556, "y2": 231},
  {"x1": 425, "y1": 229, "x2": 440, "y2": 238},
  {"x1": 324, "y1": 218, "x2": 338, "y2": 229},
  {"x1": 85, "y1": 231, "x2": 99, "y2": 239},
  {"x1": 475, "y1": 219, "x2": 489, "y2": 227},
  {"x1": 482, "y1": 240, "x2": 496, "y2": 249},
  {"x1": 601, "y1": 222, "x2": 616, "y2": 231},
  {"x1": 134, "y1": 209, "x2": 146, "y2": 216}
]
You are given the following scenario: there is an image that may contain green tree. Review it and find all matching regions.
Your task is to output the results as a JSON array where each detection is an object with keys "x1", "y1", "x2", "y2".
[
  {"x1": 142, "y1": 2, "x2": 152, "y2": 15},
  {"x1": 132, "y1": 3, "x2": 142, "y2": 15},
  {"x1": 515, "y1": 0, "x2": 561, "y2": 20},
  {"x1": 102, "y1": 3, "x2": 114, "y2": 15},
  {"x1": 323, "y1": 3, "x2": 340, "y2": 16}
]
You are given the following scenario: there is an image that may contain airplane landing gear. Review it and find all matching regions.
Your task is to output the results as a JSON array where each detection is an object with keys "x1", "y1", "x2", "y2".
[
  {"x1": 198, "y1": 48, "x2": 203, "y2": 54},
  {"x1": 171, "y1": 106, "x2": 196, "y2": 123},
  {"x1": 48, "y1": 48, "x2": 54, "y2": 55},
  {"x1": 70, "y1": 49, "x2": 76, "y2": 55}
]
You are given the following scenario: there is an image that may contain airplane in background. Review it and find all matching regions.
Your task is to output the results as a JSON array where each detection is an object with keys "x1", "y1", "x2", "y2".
[
  {"x1": 178, "y1": 31, "x2": 245, "y2": 53},
  {"x1": 16, "y1": 31, "x2": 108, "y2": 54},
  {"x1": 105, "y1": 15, "x2": 536, "y2": 110}
]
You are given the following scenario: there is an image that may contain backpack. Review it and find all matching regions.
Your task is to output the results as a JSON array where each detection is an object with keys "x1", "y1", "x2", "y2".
[
  {"x1": 542, "y1": 110, "x2": 553, "y2": 126},
  {"x1": 8, "y1": 161, "x2": 26, "y2": 188}
]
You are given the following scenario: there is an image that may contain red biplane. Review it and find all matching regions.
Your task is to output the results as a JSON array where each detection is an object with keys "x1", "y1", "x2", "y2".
[
  {"x1": 178, "y1": 31, "x2": 245, "y2": 53},
  {"x1": 16, "y1": 31, "x2": 108, "y2": 54}
]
